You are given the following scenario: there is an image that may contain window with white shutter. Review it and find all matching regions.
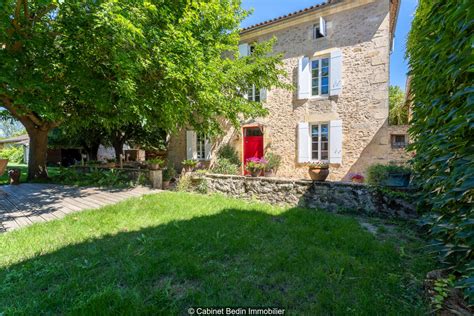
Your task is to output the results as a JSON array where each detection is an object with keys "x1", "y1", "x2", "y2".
[
  {"x1": 312, "y1": 17, "x2": 327, "y2": 39},
  {"x1": 297, "y1": 56, "x2": 311, "y2": 99},
  {"x1": 187, "y1": 131, "x2": 211, "y2": 161}
]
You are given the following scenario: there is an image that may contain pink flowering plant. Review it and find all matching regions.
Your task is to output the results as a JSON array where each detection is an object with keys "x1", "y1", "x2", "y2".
[
  {"x1": 245, "y1": 157, "x2": 267, "y2": 173},
  {"x1": 349, "y1": 173, "x2": 364, "y2": 181}
]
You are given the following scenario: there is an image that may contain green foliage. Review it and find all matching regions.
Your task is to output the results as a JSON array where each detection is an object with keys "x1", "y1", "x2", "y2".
[
  {"x1": 52, "y1": 167, "x2": 137, "y2": 188},
  {"x1": 211, "y1": 158, "x2": 239, "y2": 175},
  {"x1": 146, "y1": 158, "x2": 164, "y2": 166},
  {"x1": 389, "y1": 86, "x2": 409, "y2": 125},
  {"x1": 195, "y1": 179, "x2": 209, "y2": 194},
  {"x1": 407, "y1": 0, "x2": 473, "y2": 303},
  {"x1": 264, "y1": 152, "x2": 281, "y2": 171},
  {"x1": 217, "y1": 144, "x2": 240, "y2": 165},
  {"x1": 431, "y1": 275, "x2": 455, "y2": 311},
  {"x1": 366, "y1": 164, "x2": 411, "y2": 187},
  {"x1": 163, "y1": 166, "x2": 177, "y2": 181},
  {"x1": 182, "y1": 159, "x2": 198, "y2": 167},
  {"x1": 176, "y1": 174, "x2": 192, "y2": 192},
  {"x1": 0, "y1": 146, "x2": 23, "y2": 163}
]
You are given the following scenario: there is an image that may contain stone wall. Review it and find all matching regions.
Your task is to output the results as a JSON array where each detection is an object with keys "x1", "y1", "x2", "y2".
[
  {"x1": 191, "y1": 173, "x2": 417, "y2": 219},
  {"x1": 168, "y1": 0, "x2": 406, "y2": 180}
]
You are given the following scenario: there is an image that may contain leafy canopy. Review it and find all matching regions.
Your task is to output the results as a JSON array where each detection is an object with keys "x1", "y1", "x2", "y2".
[{"x1": 388, "y1": 85, "x2": 408, "y2": 125}]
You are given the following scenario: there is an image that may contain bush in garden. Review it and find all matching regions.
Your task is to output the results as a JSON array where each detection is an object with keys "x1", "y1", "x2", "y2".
[
  {"x1": 211, "y1": 158, "x2": 239, "y2": 175},
  {"x1": 217, "y1": 144, "x2": 240, "y2": 166},
  {"x1": 407, "y1": 0, "x2": 473, "y2": 303},
  {"x1": 0, "y1": 146, "x2": 24, "y2": 163},
  {"x1": 366, "y1": 164, "x2": 411, "y2": 187}
]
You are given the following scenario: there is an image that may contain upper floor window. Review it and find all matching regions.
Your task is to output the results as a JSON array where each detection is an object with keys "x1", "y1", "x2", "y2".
[
  {"x1": 247, "y1": 85, "x2": 261, "y2": 102},
  {"x1": 311, "y1": 123, "x2": 329, "y2": 161},
  {"x1": 312, "y1": 17, "x2": 327, "y2": 39},
  {"x1": 311, "y1": 58, "x2": 330, "y2": 96}
]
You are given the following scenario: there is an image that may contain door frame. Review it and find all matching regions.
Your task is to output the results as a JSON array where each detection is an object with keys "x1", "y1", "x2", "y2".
[{"x1": 241, "y1": 125, "x2": 264, "y2": 175}]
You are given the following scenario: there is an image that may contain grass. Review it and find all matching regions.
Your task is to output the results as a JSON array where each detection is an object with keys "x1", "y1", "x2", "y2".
[
  {"x1": 0, "y1": 192, "x2": 434, "y2": 314},
  {"x1": 0, "y1": 163, "x2": 61, "y2": 185}
]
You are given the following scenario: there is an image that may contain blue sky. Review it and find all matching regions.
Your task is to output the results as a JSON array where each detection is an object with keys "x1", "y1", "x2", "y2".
[{"x1": 240, "y1": 0, "x2": 418, "y2": 90}]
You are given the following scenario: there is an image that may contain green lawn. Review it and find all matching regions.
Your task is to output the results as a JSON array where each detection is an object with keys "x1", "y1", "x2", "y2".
[
  {"x1": 0, "y1": 192, "x2": 433, "y2": 314},
  {"x1": 0, "y1": 163, "x2": 61, "y2": 185}
]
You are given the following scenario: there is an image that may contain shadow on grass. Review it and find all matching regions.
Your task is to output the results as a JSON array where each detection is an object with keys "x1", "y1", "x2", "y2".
[{"x1": 0, "y1": 206, "x2": 429, "y2": 315}]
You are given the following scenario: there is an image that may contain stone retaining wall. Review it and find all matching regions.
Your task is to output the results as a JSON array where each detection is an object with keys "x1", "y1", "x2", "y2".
[{"x1": 191, "y1": 174, "x2": 417, "y2": 219}]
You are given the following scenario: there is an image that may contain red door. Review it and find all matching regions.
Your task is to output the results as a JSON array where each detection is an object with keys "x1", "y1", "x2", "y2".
[{"x1": 243, "y1": 127, "x2": 264, "y2": 174}]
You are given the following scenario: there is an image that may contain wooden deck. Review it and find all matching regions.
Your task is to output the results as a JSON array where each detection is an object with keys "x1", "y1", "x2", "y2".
[{"x1": 0, "y1": 183, "x2": 161, "y2": 233}]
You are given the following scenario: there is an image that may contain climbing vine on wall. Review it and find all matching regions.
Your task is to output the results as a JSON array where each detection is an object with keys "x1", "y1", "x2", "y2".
[{"x1": 407, "y1": 0, "x2": 473, "y2": 304}]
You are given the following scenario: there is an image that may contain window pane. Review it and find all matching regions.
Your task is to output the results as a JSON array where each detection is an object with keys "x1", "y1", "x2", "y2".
[
  {"x1": 321, "y1": 142, "x2": 328, "y2": 150},
  {"x1": 321, "y1": 85, "x2": 329, "y2": 95},
  {"x1": 321, "y1": 67, "x2": 329, "y2": 77},
  {"x1": 321, "y1": 124, "x2": 328, "y2": 134},
  {"x1": 255, "y1": 91, "x2": 260, "y2": 102},
  {"x1": 312, "y1": 151, "x2": 319, "y2": 160},
  {"x1": 322, "y1": 77, "x2": 328, "y2": 86},
  {"x1": 311, "y1": 125, "x2": 319, "y2": 136},
  {"x1": 312, "y1": 60, "x2": 319, "y2": 70},
  {"x1": 321, "y1": 151, "x2": 328, "y2": 160},
  {"x1": 322, "y1": 58, "x2": 329, "y2": 67}
]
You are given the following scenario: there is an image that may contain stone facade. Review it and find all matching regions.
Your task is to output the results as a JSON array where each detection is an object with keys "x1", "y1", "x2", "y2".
[
  {"x1": 168, "y1": 0, "x2": 407, "y2": 180},
  {"x1": 191, "y1": 173, "x2": 417, "y2": 219}
]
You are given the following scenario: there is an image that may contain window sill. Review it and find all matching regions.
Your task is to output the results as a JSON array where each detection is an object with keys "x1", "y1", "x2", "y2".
[{"x1": 309, "y1": 95, "x2": 330, "y2": 100}]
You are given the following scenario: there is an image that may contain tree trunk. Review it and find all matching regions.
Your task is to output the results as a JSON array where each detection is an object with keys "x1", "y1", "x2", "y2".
[
  {"x1": 84, "y1": 142, "x2": 100, "y2": 161},
  {"x1": 112, "y1": 138, "x2": 125, "y2": 163},
  {"x1": 27, "y1": 128, "x2": 50, "y2": 180}
]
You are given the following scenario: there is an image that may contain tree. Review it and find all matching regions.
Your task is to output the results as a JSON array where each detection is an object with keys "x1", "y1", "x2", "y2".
[
  {"x1": 1, "y1": 0, "x2": 288, "y2": 180},
  {"x1": 388, "y1": 85, "x2": 408, "y2": 125}
]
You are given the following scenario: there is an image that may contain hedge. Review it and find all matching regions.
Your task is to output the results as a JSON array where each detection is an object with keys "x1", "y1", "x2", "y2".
[{"x1": 407, "y1": 0, "x2": 473, "y2": 304}]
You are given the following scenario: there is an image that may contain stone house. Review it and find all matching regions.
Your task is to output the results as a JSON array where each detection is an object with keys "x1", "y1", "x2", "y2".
[{"x1": 168, "y1": 0, "x2": 410, "y2": 181}]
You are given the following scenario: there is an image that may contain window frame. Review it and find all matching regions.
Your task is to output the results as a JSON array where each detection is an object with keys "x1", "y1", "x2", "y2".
[
  {"x1": 246, "y1": 85, "x2": 261, "y2": 102},
  {"x1": 312, "y1": 24, "x2": 324, "y2": 39},
  {"x1": 310, "y1": 57, "x2": 330, "y2": 97},
  {"x1": 195, "y1": 133, "x2": 209, "y2": 160},
  {"x1": 391, "y1": 134, "x2": 407, "y2": 149},
  {"x1": 310, "y1": 122, "x2": 330, "y2": 162}
]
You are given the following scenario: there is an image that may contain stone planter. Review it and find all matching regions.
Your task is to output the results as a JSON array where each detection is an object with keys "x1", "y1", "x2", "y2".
[{"x1": 308, "y1": 167, "x2": 329, "y2": 181}]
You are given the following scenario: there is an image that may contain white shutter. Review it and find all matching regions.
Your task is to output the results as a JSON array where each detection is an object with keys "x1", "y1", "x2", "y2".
[
  {"x1": 238, "y1": 43, "x2": 249, "y2": 58},
  {"x1": 319, "y1": 17, "x2": 327, "y2": 37},
  {"x1": 329, "y1": 120, "x2": 342, "y2": 164},
  {"x1": 330, "y1": 49, "x2": 342, "y2": 96},
  {"x1": 186, "y1": 130, "x2": 197, "y2": 159},
  {"x1": 297, "y1": 56, "x2": 311, "y2": 99},
  {"x1": 205, "y1": 138, "x2": 212, "y2": 160},
  {"x1": 297, "y1": 122, "x2": 310, "y2": 163},
  {"x1": 260, "y1": 88, "x2": 267, "y2": 102}
]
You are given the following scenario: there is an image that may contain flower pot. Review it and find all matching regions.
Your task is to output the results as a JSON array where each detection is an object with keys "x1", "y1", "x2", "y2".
[
  {"x1": 148, "y1": 163, "x2": 161, "y2": 170},
  {"x1": 249, "y1": 170, "x2": 262, "y2": 177},
  {"x1": 162, "y1": 180, "x2": 170, "y2": 189},
  {"x1": 308, "y1": 167, "x2": 329, "y2": 181},
  {"x1": 351, "y1": 177, "x2": 364, "y2": 184},
  {"x1": 183, "y1": 165, "x2": 195, "y2": 173}
]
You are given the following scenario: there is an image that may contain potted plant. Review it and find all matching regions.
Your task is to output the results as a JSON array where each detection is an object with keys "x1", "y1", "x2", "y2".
[
  {"x1": 162, "y1": 166, "x2": 176, "y2": 189},
  {"x1": 245, "y1": 157, "x2": 267, "y2": 177},
  {"x1": 349, "y1": 173, "x2": 364, "y2": 184},
  {"x1": 147, "y1": 158, "x2": 164, "y2": 170},
  {"x1": 182, "y1": 159, "x2": 198, "y2": 172},
  {"x1": 264, "y1": 152, "x2": 281, "y2": 177},
  {"x1": 308, "y1": 161, "x2": 329, "y2": 181}
]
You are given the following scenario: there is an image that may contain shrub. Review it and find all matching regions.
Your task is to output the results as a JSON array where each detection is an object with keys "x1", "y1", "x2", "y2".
[
  {"x1": 52, "y1": 167, "x2": 135, "y2": 188},
  {"x1": 407, "y1": 1, "x2": 473, "y2": 303},
  {"x1": 366, "y1": 164, "x2": 411, "y2": 186},
  {"x1": 0, "y1": 146, "x2": 24, "y2": 163},
  {"x1": 264, "y1": 152, "x2": 281, "y2": 172},
  {"x1": 217, "y1": 144, "x2": 240, "y2": 165},
  {"x1": 245, "y1": 157, "x2": 267, "y2": 173},
  {"x1": 211, "y1": 158, "x2": 239, "y2": 175}
]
